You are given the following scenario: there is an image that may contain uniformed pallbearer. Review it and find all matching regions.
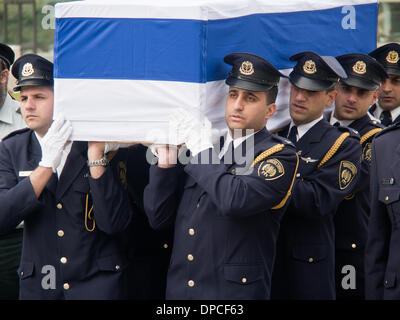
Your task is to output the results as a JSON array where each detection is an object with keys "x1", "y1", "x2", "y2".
[
  {"x1": 271, "y1": 51, "x2": 361, "y2": 300},
  {"x1": 0, "y1": 54, "x2": 133, "y2": 299},
  {"x1": 0, "y1": 42, "x2": 26, "y2": 300},
  {"x1": 369, "y1": 43, "x2": 400, "y2": 126},
  {"x1": 143, "y1": 52, "x2": 299, "y2": 299},
  {"x1": 365, "y1": 106, "x2": 400, "y2": 299},
  {"x1": 329, "y1": 53, "x2": 387, "y2": 299}
]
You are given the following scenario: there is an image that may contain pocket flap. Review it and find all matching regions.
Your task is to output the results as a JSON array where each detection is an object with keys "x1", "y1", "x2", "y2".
[
  {"x1": 73, "y1": 179, "x2": 90, "y2": 193},
  {"x1": 384, "y1": 272, "x2": 396, "y2": 289},
  {"x1": 292, "y1": 245, "x2": 327, "y2": 263},
  {"x1": 97, "y1": 254, "x2": 127, "y2": 272},
  {"x1": 223, "y1": 264, "x2": 264, "y2": 284},
  {"x1": 379, "y1": 187, "x2": 400, "y2": 205},
  {"x1": 17, "y1": 262, "x2": 34, "y2": 279}
]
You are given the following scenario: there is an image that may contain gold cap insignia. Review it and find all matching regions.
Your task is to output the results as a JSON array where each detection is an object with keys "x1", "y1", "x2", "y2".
[
  {"x1": 352, "y1": 61, "x2": 367, "y2": 75},
  {"x1": 258, "y1": 158, "x2": 285, "y2": 181},
  {"x1": 21, "y1": 63, "x2": 34, "y2": 77},
  {"x1": 239, "y1": 61, "x2": 254, "y2": 75},
  {"x1": 303, "y1": 60, "x2": 317, "y2": 74},
  {"x1": 339, "y1": 160, "x2": 357, "y2": 190},
  {"x1": 386, "y1": 50, "x2": 399, "y2": 64}
]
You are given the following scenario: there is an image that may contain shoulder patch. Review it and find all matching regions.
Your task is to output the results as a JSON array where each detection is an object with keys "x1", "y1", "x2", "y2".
[
  {"x1": 257, "y1": 158, "x2": 285, "y2": 180},
  {"x1": 339, "y1": 160, "x2": 357, "y2": 190}
]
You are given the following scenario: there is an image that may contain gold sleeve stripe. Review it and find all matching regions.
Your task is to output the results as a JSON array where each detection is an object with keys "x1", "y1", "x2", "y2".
[
  {"x1": 317, "y1": 132, "x2": 350, "y2": 168},
  {"x1": 360, "y1": 128, "x2": 382, "y2": 145},
  {"x1": 250, "y1": 144, "x2": 285, "y2": 168},
  {"x1": 272, "y1": 152, "x2": 299, "y2": 210}
]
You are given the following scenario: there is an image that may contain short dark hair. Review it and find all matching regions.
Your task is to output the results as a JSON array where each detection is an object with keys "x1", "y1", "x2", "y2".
[
  {"x1": 0, "y1": 58, "x2": 7, "y2": 72},
  {"x1": 266, "y1": 85, "x2": 278, "y2": 105}
]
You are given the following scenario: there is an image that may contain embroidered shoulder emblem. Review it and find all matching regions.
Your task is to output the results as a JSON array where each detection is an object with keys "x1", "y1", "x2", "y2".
[
  {"x1": 258, "y1": 158, "x2": 285, "y2": 181},
  {"x1": 339, "y1": 161, "x2": 357, "y2": 190},
  {"x1": 362, "y1": 142, "x2": 372, "y2": 162}
]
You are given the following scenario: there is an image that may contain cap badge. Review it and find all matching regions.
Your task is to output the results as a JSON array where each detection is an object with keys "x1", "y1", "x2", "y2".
[
  {"x1": 352, "y1": 61, "x2": 367, "y2": 75},
  {"x1": 303, "y1": 60, "x2": 317, "y2": 74},
  {"x1": 239, "y1": 61, "x2": 254, "y2": 75},
  {"x1": 386, "y1": 50, "x2": 399, "y2": 64},
  {"x1": 21, "y1": 63, "x2": 34, "y2": 77}
]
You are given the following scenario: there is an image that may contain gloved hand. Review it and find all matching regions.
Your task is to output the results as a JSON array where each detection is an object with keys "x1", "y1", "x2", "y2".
[
  {"x1": 39, "y1": 115, "x2": 73, "y2": 172},
  {"x1": 104, "y1": 142, "x2": 136, "y2": 154},
  {"x1": 169, "y1": 108, "x2": 213, "y2": 156}
]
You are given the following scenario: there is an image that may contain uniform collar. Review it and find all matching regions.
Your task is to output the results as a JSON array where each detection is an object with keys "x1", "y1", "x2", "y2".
[
  {"x1": 329, "y1": 112, "x2": 354, "y2": 127},
  {"x1": 219, "y1": 128, "x2": 260, "y2": 159},
  {"x1": 375, "y1": 101, "x2": 400, "y2": 122},
  {"x1": 0, "y1": 94, "x2": 16, "y2": 125},
  {"x1": 289, "y1": 115, "x2": 324, "y2": 141}
]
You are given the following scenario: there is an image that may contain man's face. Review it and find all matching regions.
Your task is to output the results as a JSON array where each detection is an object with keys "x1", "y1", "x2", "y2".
[
  {"x1": 20, "y1": 86, "x2": 54, "y2": 137},
  {"x1": 334, "y1": 83, "x2": 378, "y2": 120},
  {"x1": 289, "y1": 84, "x2": 337, "y2": 125},
  {"x1": 0, "y1": 67, "x2": 9, "y2": 107},
  {"x1": 225, "y1": 87, "x2": 275, "y2": 137},
  {"x1": 378, "y1": 74, "x2": 400, "y2": 111}
]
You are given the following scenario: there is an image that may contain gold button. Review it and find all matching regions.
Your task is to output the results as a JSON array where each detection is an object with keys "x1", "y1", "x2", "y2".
[
  {"x1": 57, "y1": 203, "x2": 63, "y2": 209},
  {"x1": 63, "y1": 283, "x2": 70, "y2": 290},
  {"x1": 188, "y1": 228, "x2": 195, "y2": 236},
  {"x1": 115, "y1": 265, "x2": 120, "y2": 271},
  {"x1": 296, "y1": 173, "x2": 301, "y2": 178},
  {"x1": 163, "y1": 243, "x2": 168, "y2": 249},
  {"x1": 187, "y1": 254, "x2": 194, "y2": 261},
  {"x1": 351, "y1": 243, "x2": 357, "y2": 249},
  {"x1": 188, "y1": 280, "x2": 195, "y2": 287},
  {"x1": 21, "y1": 271, "x2": 24, "y2": 276},
  {"x1": 60, "y1": 257, "x2": 67, "y2": 264},
  {"x1": 196, "y1": 203, "x2": 200, "y2": 208},
  {"x1": 385, "y1": 196, "x2": 389, "y2": 201},
  {"x1": 241, "y1": 277, "x2": 247, "y2": 283},
  {"x1": 57, "y1": 230, "x2": 64, "y2": 237},
  {"x1": 308, "y1": 258, "x2": 314, "y2": 263}
]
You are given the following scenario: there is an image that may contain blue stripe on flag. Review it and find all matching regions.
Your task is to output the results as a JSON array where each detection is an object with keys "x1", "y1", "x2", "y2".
[{"x1": 54, "y1": 3, "x2": 377, "y2": 83}]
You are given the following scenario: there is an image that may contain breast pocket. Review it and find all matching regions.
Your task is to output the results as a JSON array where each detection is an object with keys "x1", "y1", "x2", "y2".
[{"x1": 379, "y1": 187, "x2": 400, "y2": 228}]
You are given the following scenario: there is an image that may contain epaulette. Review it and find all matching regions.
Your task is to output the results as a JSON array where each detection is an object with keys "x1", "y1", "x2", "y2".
[
  {"x1": 251, "y1": 143, "x2": 285, "y2": 168},
  {"x1": 317, "y1": 126, "x2": 357, "y2": 168},
  {"x1": 1, "y1": 127, "x2": 30, "y2": 142},
  {"x1": 360, "y1": 128, "x2": 383, "y2": 145},
  {"x1": 374, "y1": 121, "x2": 400, "y2": 140}
]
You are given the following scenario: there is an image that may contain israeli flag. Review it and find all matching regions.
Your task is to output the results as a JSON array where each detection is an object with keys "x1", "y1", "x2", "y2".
[{"x1": 54, "y1": 0, "x2": 378, "y2": 142}]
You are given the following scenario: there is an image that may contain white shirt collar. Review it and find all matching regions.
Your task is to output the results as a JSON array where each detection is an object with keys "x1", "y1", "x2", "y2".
[
  {"x1": 218, "y1": 129, "x2": 259, "y2": 159},
  {"x1": 289, "y1": 115, "x2": 324, "y2": 141},
  {"x1": 375, "y1": 101, "x2": 400, "y2": 122},
  {"x1": 330, "y1": 112, "x2": 353, "y2": 127}
]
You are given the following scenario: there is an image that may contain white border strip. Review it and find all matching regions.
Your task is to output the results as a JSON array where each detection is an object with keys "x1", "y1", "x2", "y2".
[{"x1": 56, "y1": 0, "x2": 377, "y2": 20}]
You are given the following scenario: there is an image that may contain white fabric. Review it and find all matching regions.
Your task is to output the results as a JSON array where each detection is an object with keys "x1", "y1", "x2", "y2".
[
  {"x1": 0, "y1": 94, "x2": 26, "y2": 140},
  {"x1": 373, "y1": 101, "x2": 400, "y2": 123},
  {"x1": 218, "y1": 129, "x2": 258, "y2": 159},
  {"x1": 56, "y1": 0, "x2": 377, "y2": 20}
]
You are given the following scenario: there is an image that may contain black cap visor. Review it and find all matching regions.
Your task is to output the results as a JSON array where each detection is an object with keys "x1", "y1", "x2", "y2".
[
  {"x1": 13, "y1": 79, "x2": 53, "y2": 92},
  {"x1": 340, "y1": 77, "x2": 379, "y2": 91},
  {"x1": 288, "y1": 71, "x2": 336, "y2": 91},
  {"x1": 226, "y1": 76, "x2": 274, "y2": 92},
  {"x1": 384, "y1": 66, "x2": 400, "y2": 77}
]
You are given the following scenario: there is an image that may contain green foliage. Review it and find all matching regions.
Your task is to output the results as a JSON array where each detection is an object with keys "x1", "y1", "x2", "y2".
[{"x1": 0, "y1": 0, "x2": 70, "y2": 54}]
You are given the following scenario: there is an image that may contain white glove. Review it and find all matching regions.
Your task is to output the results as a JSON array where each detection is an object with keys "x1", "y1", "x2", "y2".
[
  {"x1": 170, "y1": 108, "x2": 213, "y2": 156},
  {"x1": 39, "y1": 115, "x2": 72, "y2": 172},
  {"x1": 104, "y1": 142, "x2": 136, "y2": 154}
]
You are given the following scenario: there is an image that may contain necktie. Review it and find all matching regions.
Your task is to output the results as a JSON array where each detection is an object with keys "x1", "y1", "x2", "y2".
[
  {"x1": 333, "y1": 121, "x2": 340, "y2": 127},
  {"x1": 380, "y1": 110, "x2": 392, "y2": 126},
  {"x1": 287, "y1": 125, "x2": 298, "y2": 144},
  {"x1": 223, "y1": 141, "x2": 235, "y2": 164}
]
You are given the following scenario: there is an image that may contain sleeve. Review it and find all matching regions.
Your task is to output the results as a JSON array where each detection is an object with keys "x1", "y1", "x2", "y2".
[
  {"x1": 184, "y1": 147, "x2": 298, "y2": 218},
  {"x1": 364, "y1": 138, "x2": 390, "y2": 300},
  {"x1": 289, "y1": 136, "x2": 362, "y2": 219},
  {"x1": 88, "y1": 165, "x2": 133, "y2": 234},
  {"x1": 143, "y1": 164, "x2": 185, "y2": 230},
  {"x1": 0, "y1": 143, "x2": 42, "y2": 234}
]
